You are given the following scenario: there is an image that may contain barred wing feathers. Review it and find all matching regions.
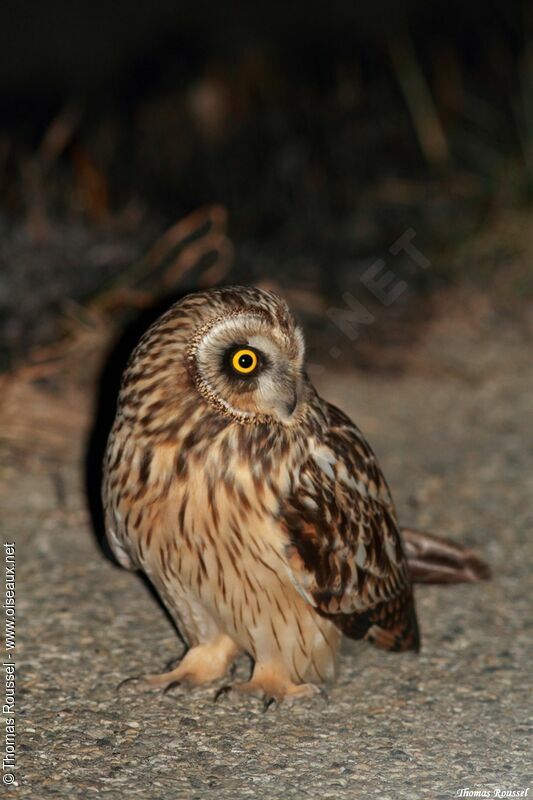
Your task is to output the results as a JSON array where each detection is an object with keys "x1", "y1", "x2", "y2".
[{"x1": 282, "y1": 402, "x2": 420, "y2": 652}]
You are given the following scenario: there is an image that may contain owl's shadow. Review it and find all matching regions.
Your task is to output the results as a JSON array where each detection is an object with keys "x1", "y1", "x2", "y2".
[{"x1": 84, "y1": 289, "x2": 193, "y2": 628}]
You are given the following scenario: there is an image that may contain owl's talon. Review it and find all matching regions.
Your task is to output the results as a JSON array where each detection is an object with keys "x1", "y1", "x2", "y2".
[
  {"x1": 117, "y1": 674, "x2": 172, "y2": 694},
  {"x1": 116, "y1": 675, "x2": 143, "y2": 693},
  {"x1": 213, "y1": 685, "x2": 233, "y2": 703},
  {"x1": 162, "y1": 680, "x2": 182, "y2": 695},
  {"x1": 263, "y1": 696, "x2": 277, "y2": 712}
]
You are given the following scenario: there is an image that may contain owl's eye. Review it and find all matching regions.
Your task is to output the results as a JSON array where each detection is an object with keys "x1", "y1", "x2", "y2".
[{"x1": 231, "y1": 348, "x2": 258, "y2": 375}]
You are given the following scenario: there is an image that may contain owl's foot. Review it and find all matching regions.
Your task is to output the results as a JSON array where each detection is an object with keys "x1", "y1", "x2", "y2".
[
  {"x1": 215, "y1": 661, "x2": 326, "y2": 707},
  {"x1": 118, "y1": 635, "x2": 239, "y2": 693}
]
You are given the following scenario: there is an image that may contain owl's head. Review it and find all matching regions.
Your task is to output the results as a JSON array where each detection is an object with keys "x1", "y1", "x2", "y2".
[{"x1": 186, "y1": 287, "x2": 307, "y2": 425}]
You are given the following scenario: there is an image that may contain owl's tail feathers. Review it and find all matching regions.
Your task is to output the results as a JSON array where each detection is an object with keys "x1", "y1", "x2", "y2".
[{"x1": 401, "y1": 527, "x2": 491, "y2": 584}]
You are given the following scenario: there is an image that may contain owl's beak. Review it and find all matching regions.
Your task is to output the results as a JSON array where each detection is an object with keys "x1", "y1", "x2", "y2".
[
  {"x1": 260, "y1": 369, "x2": 300, "y2": 422},
  {"x1": 285, "y1": 391, "x2": 298, "y2": 417},
  {"x1": 274, "y1": 382, "x2": 299, "y2": 422}
]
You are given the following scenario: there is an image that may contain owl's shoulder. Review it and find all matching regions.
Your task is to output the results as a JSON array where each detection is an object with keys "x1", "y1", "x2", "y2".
[
  {"x1": 280, "y1": 392, "x2": 411, "y2": 617},
  {"x1": 302, "y1": 394, "x2": 395, "y2": 513}
]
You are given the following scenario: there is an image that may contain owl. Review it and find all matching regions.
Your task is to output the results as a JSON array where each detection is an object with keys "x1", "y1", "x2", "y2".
[{"x1": 103, "y1": 286, "x2": 489, "y2": 703}]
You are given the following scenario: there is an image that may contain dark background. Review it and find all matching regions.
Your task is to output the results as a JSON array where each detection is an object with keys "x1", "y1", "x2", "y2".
[
  {"x1": 0, "y1": 1, "x2": 531, "y2": 367},
  {"x1": 2, "y1": 7, "x2": 532, "y2": 795}
]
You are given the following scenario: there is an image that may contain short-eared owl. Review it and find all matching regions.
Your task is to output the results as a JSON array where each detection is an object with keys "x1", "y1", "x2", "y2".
[{"x1": 103, "y1": 286, "x2": 489, "y2": 702}]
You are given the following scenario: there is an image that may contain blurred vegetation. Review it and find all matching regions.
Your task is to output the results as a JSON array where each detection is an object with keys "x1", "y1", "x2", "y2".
[{"x1": 0, "y1": 1, "x2": 531, "y2": 366}]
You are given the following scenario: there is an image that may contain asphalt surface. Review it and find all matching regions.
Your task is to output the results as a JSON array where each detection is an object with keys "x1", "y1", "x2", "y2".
[{"x1": 2, "y1": 307, "x2": 532, "y2": 799}]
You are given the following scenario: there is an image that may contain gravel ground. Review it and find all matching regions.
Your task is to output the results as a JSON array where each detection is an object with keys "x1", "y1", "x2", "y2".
[{"x1": 1, "y1": 308, "x2": 532, "y2": 799}]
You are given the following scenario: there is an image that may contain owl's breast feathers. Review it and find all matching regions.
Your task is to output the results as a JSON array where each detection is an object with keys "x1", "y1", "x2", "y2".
[
  {"x1": 105, "y1": 382, "x2": 419, "y2": 654},
  {"x1": 280, "y1": 400, "x2": 420, "y2": 652}
]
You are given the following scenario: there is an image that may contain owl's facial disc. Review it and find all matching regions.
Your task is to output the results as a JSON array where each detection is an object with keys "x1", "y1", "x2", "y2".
[{"x1": 191, "y1": 313, "x2": 305, "y2": 423}]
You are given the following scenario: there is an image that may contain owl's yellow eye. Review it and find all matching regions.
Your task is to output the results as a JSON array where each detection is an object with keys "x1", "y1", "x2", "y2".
[{"x1": 231, "y1": 348, "x2": 258, "y2": 374}]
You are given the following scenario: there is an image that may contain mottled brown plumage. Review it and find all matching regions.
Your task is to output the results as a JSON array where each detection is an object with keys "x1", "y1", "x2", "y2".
[{"x1": 103, "y1": 286, "x2": 488, "y2": 702}]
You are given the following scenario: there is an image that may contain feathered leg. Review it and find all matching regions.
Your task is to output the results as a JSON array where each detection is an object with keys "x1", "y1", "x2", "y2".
[{"x1": 118, "y1": 634, "x2": 240, "y2": 693}]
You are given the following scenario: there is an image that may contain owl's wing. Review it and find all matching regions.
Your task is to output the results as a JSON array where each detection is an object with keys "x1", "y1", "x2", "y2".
[{"x1": 281, "y1": 401, "x2": 420, "y2": 651}]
